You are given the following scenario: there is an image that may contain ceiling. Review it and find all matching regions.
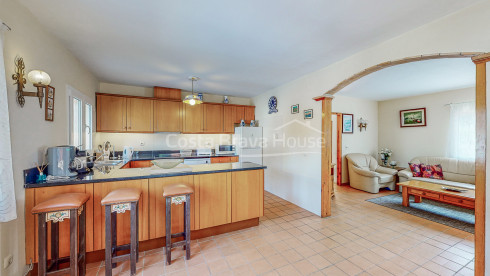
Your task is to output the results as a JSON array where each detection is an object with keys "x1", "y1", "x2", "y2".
[
  {"x1": 338, "y1": 58, "x2": 476, "y2": 101},
  {"x1": 18, "y1": 0, "x2": 482, "y2": 97}
]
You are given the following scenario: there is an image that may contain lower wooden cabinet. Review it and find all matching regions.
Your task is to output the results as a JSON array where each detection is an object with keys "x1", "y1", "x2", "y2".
[
  {"x1": 195, "y1": 173, "x2": 232, "y2": 229},
  {"x1": 93, "y1": 179, "x2": 149, "y2": 250},
  {"x1": 148, "y1": 176, "x2": 196, "y2": 239},
  {"x1": 24, "y1": 169, "x2": 264, "y2": 264},
  {"x1": 232, "y1": 170, "x2": 264, "y2": 222},
  {"x1": 24, "y1": 184, "x2": 94, "y2": 263}
]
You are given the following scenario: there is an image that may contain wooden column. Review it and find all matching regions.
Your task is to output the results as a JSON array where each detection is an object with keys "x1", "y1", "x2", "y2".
[
  {"x1": 320, "y1": 95, "x2": 333, "y2": 217},
  {"x1": 473, "y1": 53, "x2": 489, "y2": 276},
  {"x1": 336, "y1": 114, "x2": 343, "y2": 185}
]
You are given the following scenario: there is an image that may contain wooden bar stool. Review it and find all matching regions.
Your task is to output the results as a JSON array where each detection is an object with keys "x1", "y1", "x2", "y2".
[
  {"x1": 163, "y1": 184, "x2": 194, "y2": 265},
  {"x1": 101, "y1": 188, "x2": 142, "y2": 276},
  {"x1": 31, "y1": 193, "x2": 90, "y2": 276}
]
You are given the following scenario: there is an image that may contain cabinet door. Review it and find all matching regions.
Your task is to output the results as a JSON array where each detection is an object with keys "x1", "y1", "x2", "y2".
[
  {"x1": 196, "y1": 173, "x2": 231, "y2": 229},
  {"x1": 223, "y1": 105, "x2": 236, "y2": 133},
  {"x1": 154, "y1": 100, "x2": 182, "y2": 132},
  {"x1": 203, "y1": 104, "x2": 224, "y2": 133},
  {"x1": 93, "y1": 179, "x2": 149, "y2": 250},
  {"x1": 244, "y1": 106, "x2": 255, "y2": 124},
  {"x1": 183, "y1": 104, "x2": 204, "y2": 133},
  {"x1": 232, "y1": 170, "x2": 264, "y2": 222},
  {"x1": 25, "y1": 184, "x2": 94, "y2": 263},
  {"x1": 235, "y1": 106, "x2": 245, "y2": 124},
  {"x1": 127, "y1": 98, "x2": 154, "y2": 132},
  {"x1": 97, "y1": 95, "x2": 127, "y2": 132},
  {"x1": 148, "y1": 176, "x2": 196, "y2": 239},
  {"x1": 230, "y1": 156, "x2": 239, "y2": 163}
]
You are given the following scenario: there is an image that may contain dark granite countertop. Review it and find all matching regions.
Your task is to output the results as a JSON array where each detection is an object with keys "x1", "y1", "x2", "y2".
[{"x1": 24, "y1": 161, "x2": 266, "y2": 188}]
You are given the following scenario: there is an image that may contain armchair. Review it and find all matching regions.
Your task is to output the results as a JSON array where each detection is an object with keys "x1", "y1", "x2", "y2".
[{"x1": 345, "y1": 153, "x2": 398, "y2": 193}]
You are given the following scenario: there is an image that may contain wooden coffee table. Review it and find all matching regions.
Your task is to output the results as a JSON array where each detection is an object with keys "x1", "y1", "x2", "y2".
[{"x1": 398, "y1": 180, "x2": 475, "y2": 209}]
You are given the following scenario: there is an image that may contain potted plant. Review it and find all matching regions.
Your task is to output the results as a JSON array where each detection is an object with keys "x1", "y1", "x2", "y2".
[{"x1": 379, "y1": 148, "x2": 393, "y2": 166}]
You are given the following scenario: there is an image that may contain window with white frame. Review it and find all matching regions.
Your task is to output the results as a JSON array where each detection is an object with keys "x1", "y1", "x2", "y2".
[
  {"x1": 68, "y1": 85, "x2": 94, "y2": 150},
  {"x1": 447, "y1": 102, "x2": 475, "y2": 161}
]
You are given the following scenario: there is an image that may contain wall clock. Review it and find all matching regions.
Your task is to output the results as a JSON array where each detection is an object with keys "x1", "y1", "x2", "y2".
[{"x1": 268, "y1": 96, "x2": 278, "y2": 114}]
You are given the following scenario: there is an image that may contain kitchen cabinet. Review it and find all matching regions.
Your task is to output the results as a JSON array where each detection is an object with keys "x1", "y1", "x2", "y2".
[
  {"x1": 183, "y1": 103, "x2": 204, "y2": 133},
  {"x1": 96, "y1": 94, "x2": 127, "y2": 132},
  {"x1": 24, "y1": 184, "x2": 94, "y2": 263},
  {"x1": 195, "y1": 172, "x2": 231, "y2": 229},
  {"x1": 127, "y1": 97, "x2": 154, "y2": 132},
  {"x1": 93, "y1": 179, "x2": 149, "y2": 250},
  {"x1": 235, "y1": 106, "x2": 245, "y2": 124},
  {"x1": 244, "y1": 106, "x2": 255, "y2": 124},
  {"x1": 96, "y1": 94, "x2": 153, "y2": 133},
  {"x1": 154, "y1": 100, "x2": 182, "y2": 132},
  {"x1": 232, "y1": 170, "x2": 264, "y2": 222},
  {"x1": 223, "y1": 105, "x2": 236, "y2": 133},
  {"x1": 211, "y1": 156, "x2": 239, "y2": 163},
  {"x1": 203, "y1": 104, "x2": 224, "y2": 133},
  {"x1": 148, "y1": 176, "x2": 196, "y2": 239}
]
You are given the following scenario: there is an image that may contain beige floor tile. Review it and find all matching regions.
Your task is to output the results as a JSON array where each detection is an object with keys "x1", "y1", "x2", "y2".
[
  {"x1": 321, "y1": 265, "x2": 349, "y2": 276},
  {"x1": 251, "y1": 259, "x2": 274, "y2": 275},
  {"x1": 335, "y1": 259, "x2": 363, "y2": 275},
  {"x1": 292, "y1": 259, "x2": 318, "y2": 275},
  {"x1": 276, "y1": 264, "x2": 302, "y2": 276}
]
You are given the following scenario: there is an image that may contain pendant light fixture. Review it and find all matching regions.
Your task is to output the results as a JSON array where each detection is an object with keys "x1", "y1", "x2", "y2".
[{"x1": 183, "y1": 76, "x2": 203, "y2": 106}]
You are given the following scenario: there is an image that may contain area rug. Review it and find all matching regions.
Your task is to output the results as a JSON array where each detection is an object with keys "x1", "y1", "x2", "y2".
[{"x1": 367, "y1": 193, "x2": 474, "y2": 233}]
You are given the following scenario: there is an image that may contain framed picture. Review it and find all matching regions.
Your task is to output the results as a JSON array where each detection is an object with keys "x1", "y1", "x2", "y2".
[
  {"x1": 304, "y1": 109, "x2": 313, "y2": 119},
  {"x1": 342, "y1": 113, "x2": 353, "y2": 133},
  {"x1": 291, "y1": 104, "x2": 299, "y2": 114},
  {"x1": 45, "y1": 85, "x2": 55, "y2": 121},
  {"x1": 400, "y1": 107, "x2": 426, "y2": 127}
]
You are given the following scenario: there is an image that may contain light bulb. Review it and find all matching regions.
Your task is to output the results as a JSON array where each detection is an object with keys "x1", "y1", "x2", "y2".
[{"x1": 189, "y1": 99, "x2": 196, "y2": 106}]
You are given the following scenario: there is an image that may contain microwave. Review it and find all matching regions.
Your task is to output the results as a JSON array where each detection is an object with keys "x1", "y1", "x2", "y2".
[{"x1": 215, "y1": 145, "x2": 236, "y2": 155}]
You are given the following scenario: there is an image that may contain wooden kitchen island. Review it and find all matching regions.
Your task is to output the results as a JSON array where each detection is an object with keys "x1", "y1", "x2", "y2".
[{"x1": 24, "y1": 162, "x2": 266, "y2": 264}]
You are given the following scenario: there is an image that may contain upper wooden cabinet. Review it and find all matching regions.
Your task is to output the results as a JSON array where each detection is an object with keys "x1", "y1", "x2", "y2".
[
  {"x1": 223, "y1": 105, "x2": 235, "y2": 133},
  {"x1": 96, "y1": 92, "x2": 254, "y2": 134},
  {"x1": 97, "y1": 94, "x2": 127, "y2": 132},
  {"x1": 127, "y1": 97, "x2": 153, "y2": 133},
  {"x1": 96, "y1": 94, "x2": 153, "y2": 133},
  {"x1": 203, "y1": 104, "x2": 223, "y2": 133},
  {"x1": 234, "y1": 106, "x2": 245, "y2": 124},
  {"x1": 154, "y1": 100, "x2": 182, "y2": 132},
  {"x1": 183, "y1": 103, "x2": 204, "y2": 133},
  {"x1": 244, "y1": 106, "x2": 255, "y2": 124}
]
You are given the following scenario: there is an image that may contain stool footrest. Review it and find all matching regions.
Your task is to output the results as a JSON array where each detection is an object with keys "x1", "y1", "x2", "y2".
[
  {"x1": 113, "y1": 243, "x2": 131, "y2": 252},
  {"x1": 112, "y1": 254, "x2": 130, "y2": 264},
  {"x1": 171, "y1": 240, "x2": 187, "y2": 249},
  {"x1": 171, "y1": 232, "x2": 185, "y2": 239}
]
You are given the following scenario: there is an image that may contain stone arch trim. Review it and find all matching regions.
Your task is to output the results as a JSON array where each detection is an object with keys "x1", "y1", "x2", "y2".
[{"x1": 313, "y1": 52, "x2": 484, "y2": 100}]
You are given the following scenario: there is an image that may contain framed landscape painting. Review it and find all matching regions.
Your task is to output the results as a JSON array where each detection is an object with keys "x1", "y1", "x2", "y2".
[
  {"x1": 342, "y1": 113, "x2": 353, "y2": 133},
  {"x1": 400, "y1": 108, "x2": 426, "y2": 127}
]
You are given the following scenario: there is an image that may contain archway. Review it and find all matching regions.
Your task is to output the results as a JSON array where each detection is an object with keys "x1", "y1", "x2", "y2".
[{"x1": 314, "y1": 52, "x2": 487, "y2": 275}]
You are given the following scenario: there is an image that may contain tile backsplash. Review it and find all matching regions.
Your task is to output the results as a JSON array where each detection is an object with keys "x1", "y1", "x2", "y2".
[{"x1": 94, "y1": 132, "x2": 233, "y2": 151}]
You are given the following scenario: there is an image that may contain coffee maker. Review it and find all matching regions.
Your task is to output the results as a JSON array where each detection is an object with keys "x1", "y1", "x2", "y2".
[{"x1": 47, "y1": 146, "x2": 78, "y2": 177}]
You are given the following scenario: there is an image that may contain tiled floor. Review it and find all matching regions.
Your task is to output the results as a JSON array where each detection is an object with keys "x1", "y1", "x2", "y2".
[{"x1": 86, "y1": 186, "x2": 475, "y2": 275}]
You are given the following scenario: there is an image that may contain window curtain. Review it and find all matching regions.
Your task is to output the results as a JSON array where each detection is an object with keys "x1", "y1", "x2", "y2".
[
  {"x1": 447, "y1": 102, "x2": 476, "y2": 161},
  {"x1": 0, "y1": 21, "x2": 16, "y2": 222}
]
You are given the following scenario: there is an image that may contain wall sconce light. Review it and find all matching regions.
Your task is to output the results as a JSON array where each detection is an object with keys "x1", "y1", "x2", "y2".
[
  {"x1": 358, "y1": 117, "x2": 368, "y2": 131},
  {"x1": 12, "y1": 57, "x2": 51, "y2": 108}
]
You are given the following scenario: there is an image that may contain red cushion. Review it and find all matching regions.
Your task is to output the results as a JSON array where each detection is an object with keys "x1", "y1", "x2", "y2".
[
  {"x1": 409, "y1": 163, "x2": 422, "y2": 177},
  {"x1": 421, "y1": 164, "x2": 435, "y2": 179},
  {"x1": 431, "y1": 164, "x2": 444, "y2": 180}
]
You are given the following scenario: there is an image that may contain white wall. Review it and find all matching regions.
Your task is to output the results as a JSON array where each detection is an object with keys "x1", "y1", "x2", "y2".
[
  {"x1": 0, "y1": 0, "x2": 99, "y2": 275},
  {"x1": 378, "y1": 87, "x2": 475, "y2": 167}
]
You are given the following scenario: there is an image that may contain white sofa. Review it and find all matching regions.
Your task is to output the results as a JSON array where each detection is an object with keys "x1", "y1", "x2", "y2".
[
  {"x1": 398, "y1": 156, "x2": 475, "y2": 190},
  {"x1": 345, "y1": 153, "x2": 398, "y2": 193}
]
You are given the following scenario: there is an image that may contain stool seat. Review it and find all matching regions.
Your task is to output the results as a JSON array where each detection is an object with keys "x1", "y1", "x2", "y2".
[
  {"x1": 101, "y1": 188, "x2": 141, "y2": 205},
  {"x1": 32, "y1": 193, "x2": 90, "y2": 214},
  {"x1": 163, "y1": 184, "x2": 194, "y2": 197}
]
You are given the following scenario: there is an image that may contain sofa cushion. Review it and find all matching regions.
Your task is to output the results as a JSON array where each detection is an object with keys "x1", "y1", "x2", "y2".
[
  {"x1": 421, "y1": 164, "x2": 435, "y2": 179},
  {"x1": 378, "y1": 173, "x2": 394, "y2": 183},
  {"x1": 431, "y1": 164, "x2": 444, "y2": 180},
  {"x1": 408, "y1": 163, "x2": 422, "y2": 177}
]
